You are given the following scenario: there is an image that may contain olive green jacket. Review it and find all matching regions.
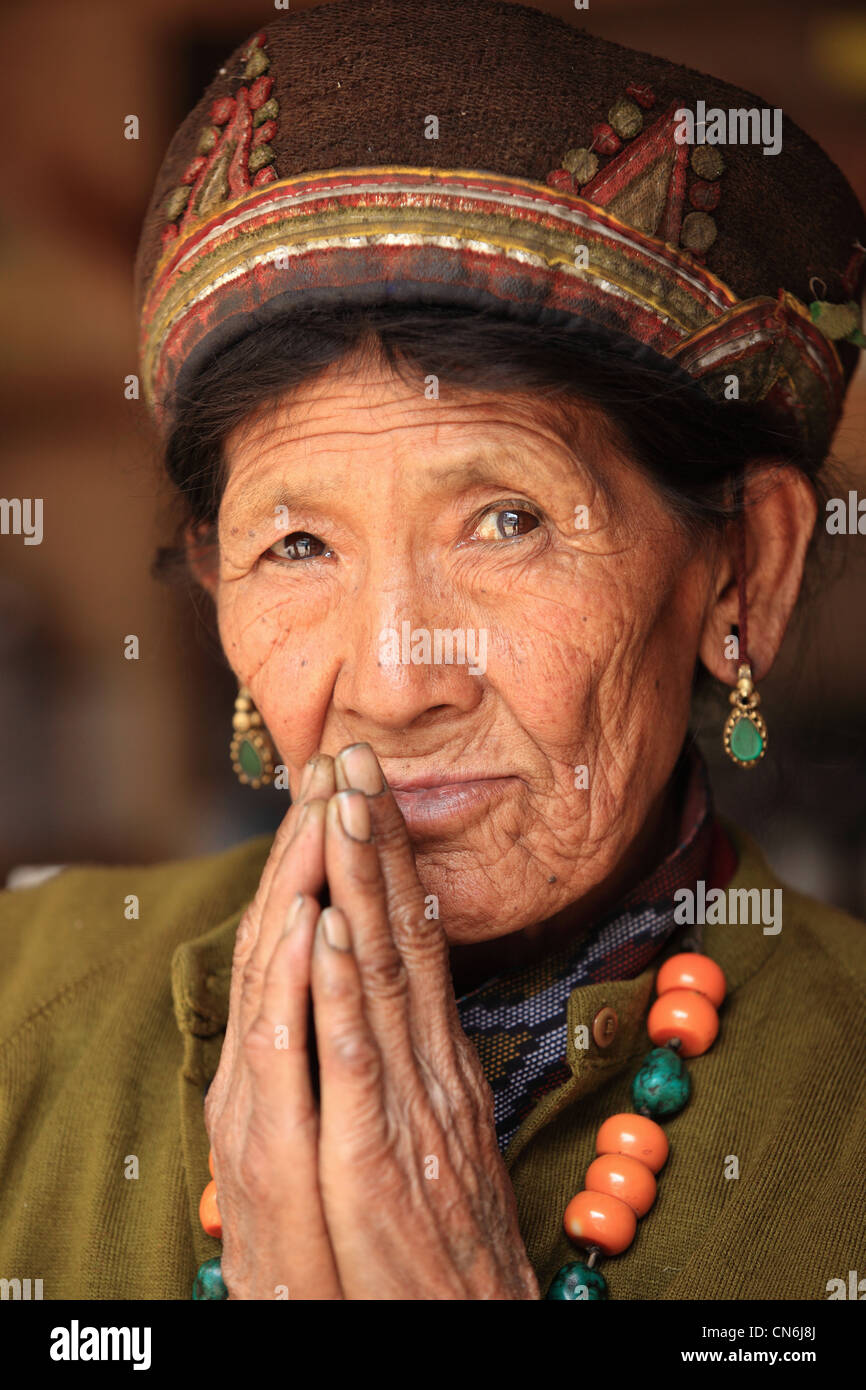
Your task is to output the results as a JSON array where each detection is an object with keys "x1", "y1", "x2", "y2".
[{"x1": 0, "y1": 823, "x2": 863, "y2": 1300}]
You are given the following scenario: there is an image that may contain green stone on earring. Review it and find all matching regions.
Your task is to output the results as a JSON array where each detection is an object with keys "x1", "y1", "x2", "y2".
[
  {"x1": 632, "y1": 1045, "x2": 691, "y2": 1117},
  {"x1": 192, "y1": 1256, "x2": 228, "y2": 1300},
  {"x1": 729, "y1": 716, "x2": 764, "y2": 763},
  {"x1": 547, "y1": 1261, "x2": 608, "y2": 1300},
  {"x1": 238, "y1": 737, "x2": 264, "y2": 780}
]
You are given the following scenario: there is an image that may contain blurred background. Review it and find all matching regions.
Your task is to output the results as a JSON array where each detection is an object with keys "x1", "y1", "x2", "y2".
[{"x1": 1, "y1": 0, "x2": 864, "y2": 911}]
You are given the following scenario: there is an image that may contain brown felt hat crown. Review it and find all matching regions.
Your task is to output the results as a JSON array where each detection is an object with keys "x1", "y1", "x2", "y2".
[{"x1": 135, "y1": 0, "x2": 866, "y2": 452}]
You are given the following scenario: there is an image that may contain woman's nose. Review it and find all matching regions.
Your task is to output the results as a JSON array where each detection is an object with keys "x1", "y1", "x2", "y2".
[{"x1": 331, "y1": 580, "x2": 487, "y2": 732}]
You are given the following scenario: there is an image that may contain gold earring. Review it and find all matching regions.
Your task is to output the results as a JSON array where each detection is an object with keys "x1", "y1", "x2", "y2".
[
  {"x1": 723, "y1": 662, "x2": 767, "y2": 767},
  {"x1": 230, "y1": 686, "x2": 276, "y2": 788}
]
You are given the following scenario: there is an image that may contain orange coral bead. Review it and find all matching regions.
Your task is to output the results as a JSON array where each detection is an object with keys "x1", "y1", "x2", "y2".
[
  {"x1": 199, "y1": 1179, "x2": 221, "y2": 1239},
  {"x1": 596, "y1": 1112, "x2": 669, "y2": 1173},
  {"x1": 563, "y1": 1189, "x2": 637, "y2": 1255},
  {"x1": 656, "y1": 952, "x2": 726, "y2": 1008},
  {"x1": 648, "y1": 988, "x2": 719, "y2": 1057},
  {"x1": 585, "y1": 1153, "x2": 657, "y2": 1217},
  {"x1": 208, "y1": 1149, "x2": 214, "y2": 1178}
]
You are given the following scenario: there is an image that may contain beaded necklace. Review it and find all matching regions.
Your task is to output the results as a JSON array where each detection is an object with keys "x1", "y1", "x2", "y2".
[
  {"x1": 191, "y1": 946, "x2": 724, "y2": 1301},
  {"x1": 547, "y1": 948, "x2": 725, "y2": 1299}
]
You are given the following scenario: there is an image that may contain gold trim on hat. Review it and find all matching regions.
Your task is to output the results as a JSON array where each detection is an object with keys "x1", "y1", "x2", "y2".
[{"x1": 139, "y1": 166, "x2": 843, "y2": 452}]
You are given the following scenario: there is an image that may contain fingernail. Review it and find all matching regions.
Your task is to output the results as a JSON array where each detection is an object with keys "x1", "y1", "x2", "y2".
[
  {"x1": 335, "y1": 789, "x2": 371, "y2": 842},
  {"x1": 283, "y1": 892, "x2": 305, "y2": 935},
  {"x1": 320, "y1": 906, "x2": 351, "y2": 951},
  {"x1": 336, "y1": 743, "x2": 384, "y2": 794},
  {"x1": 297, "y1": 757, "x2": 318, "y2": 799}
]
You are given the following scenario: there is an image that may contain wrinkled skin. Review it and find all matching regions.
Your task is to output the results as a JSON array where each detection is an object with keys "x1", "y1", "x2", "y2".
[{"x1": 194, "y1": 350, "x2": 816, "y2": 1297}]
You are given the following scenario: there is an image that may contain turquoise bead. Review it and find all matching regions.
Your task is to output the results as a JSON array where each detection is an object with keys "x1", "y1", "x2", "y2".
[
  {"x1": 632, "y1": 1045, "x2": 691, "y2": 1117},
  {"x1": 546, "y1": 1261, "x2": 608, "y2": 1300},
  {"x1": 192, "y1": 1256, "x2": 228, "y2": 1300}
]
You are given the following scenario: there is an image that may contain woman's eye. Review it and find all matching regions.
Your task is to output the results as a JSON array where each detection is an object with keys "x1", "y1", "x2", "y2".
[
  {"x1": 267, "y1": 531, "x2": 329, "y2": 562},
  {"x1": 472, "y1": 506, "x2": 541, "y2": 542}
]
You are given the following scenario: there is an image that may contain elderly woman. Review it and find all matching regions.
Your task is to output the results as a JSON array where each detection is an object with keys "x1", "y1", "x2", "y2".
[{"x1": 1, "y1": 0, "x2": 865, "y2": 1303}]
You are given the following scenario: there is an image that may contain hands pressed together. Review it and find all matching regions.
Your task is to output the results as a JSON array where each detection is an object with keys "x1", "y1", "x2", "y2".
[{"x1": 203, "y1": 743, "x2": 540, "y2": 1300}]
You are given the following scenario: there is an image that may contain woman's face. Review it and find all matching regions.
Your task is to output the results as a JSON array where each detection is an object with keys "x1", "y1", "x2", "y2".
[{"x1": 213, "y1": 351, "x2": 719, "y2": 944}]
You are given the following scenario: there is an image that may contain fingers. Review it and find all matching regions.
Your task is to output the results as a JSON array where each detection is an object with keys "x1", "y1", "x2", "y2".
[
  {"x1": 208, "y1": 754, "x2": 347, "y2": 1301},
  {"x1": 334, "y1": 744, "x2": 458, "y2": 1036},
  {"x1": 218, "y1": 756, "x2": 334, "y2": 1101},
  {"x1": 322, "y1": 791, "x2": 416, "y2": 1077},
  {"x1": 226, "y1": 754, "x2": 333, "y2": 1024},
  {"x1": 310, "y1": 905, "x2": 388, "y2": 1157},
  {"x1": 243, "y1": 891, "x2": 320, "y2": 1131},
  {"x1": 232, "y1": 755, "x2": 335, "y2": 1039},
  {"x1": 254, "y1": 753, "x2": 336, "y2": 930},
  {"x1": 221, "y1": 891, "x2": 344, "y2": 1300},
  {"x1": 235, "y1": 798, "x2": 328, "y2": 1046}
]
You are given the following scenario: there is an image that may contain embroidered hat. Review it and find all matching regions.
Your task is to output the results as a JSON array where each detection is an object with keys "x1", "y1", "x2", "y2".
[{"x1": 134, "y1": 0, "x2": 866, "y2": 454}]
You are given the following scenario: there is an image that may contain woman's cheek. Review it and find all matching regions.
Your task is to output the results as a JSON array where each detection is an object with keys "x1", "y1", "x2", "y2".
[
  {"x1": 216, "y1": 579, "x2": 284, "y2": 675},
  {"x1": 482, "y1": 566, "x2": 674, "y2": 811},
  {"x1": 215, "y1": 577, "x2": 333, "y2": 743},
  {"x1": 217, "y1": 563, "x2": 331, "y2": 663},
  {"x1": 480, "y1": 562, "x2": 623, "y2": 729}
]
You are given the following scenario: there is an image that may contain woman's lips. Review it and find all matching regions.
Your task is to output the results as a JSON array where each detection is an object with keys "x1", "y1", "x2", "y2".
[{"x1": 387, "y1": 776, "x2": 517, "y2": 835}]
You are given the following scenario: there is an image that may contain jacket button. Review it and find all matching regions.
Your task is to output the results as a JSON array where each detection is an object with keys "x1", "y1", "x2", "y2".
[{"x1": 592, "y1": 1007, "x2": 618, "y2": 1048}]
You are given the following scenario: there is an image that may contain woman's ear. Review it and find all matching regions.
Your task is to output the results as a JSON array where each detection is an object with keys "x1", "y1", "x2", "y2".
[
  {"x1": 184, "y1": 521, "x2": 219, "y2": 597},
  {"x1": 699, "y1": 464, "x2": 818, "y2": 685}
]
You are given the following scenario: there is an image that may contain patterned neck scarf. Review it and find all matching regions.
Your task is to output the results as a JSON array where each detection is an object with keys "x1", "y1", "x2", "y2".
[{"x1": 456, "y1": 746, "x2": 722, "y2": 1153}]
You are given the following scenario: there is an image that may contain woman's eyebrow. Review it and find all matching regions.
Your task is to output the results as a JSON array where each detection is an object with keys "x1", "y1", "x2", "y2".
[
  {"x1": 431, "y1": 444, "x2": 597, "y2": 498},
  {"x1": 420, "y1": 443, "x2": 575, "y2": 492},
  {"x1": 428, "y1": 459, "x2": 532, "y2": 491},
  {"x1": 227, "y1": 473, "x2": 348, "y2": 523}
]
